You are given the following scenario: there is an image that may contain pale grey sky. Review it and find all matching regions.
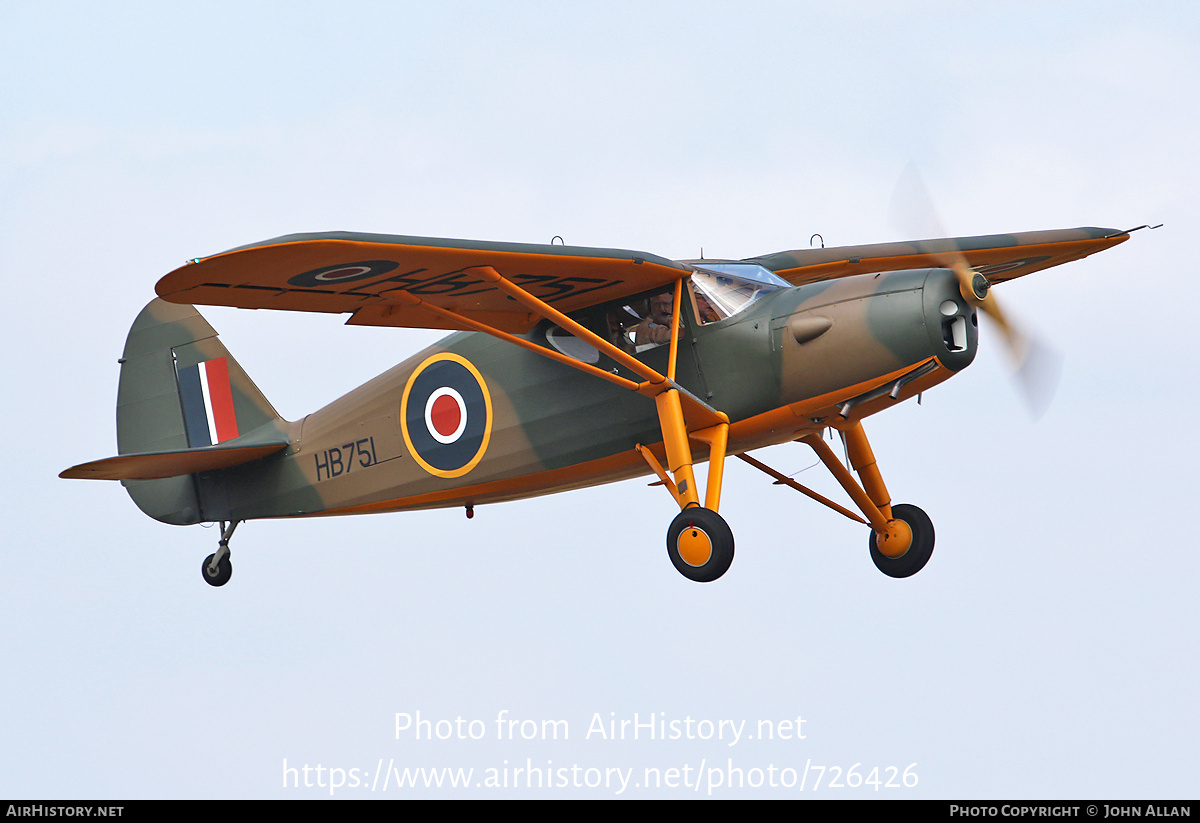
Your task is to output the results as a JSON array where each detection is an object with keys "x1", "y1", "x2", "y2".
[{"x1": 3, "y1": 1, "x2": 1197, "y2": 798}]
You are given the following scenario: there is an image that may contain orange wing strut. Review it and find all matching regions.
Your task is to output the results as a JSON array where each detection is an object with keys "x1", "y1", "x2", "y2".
[
  {"x1": 667, "y1": 278, "x2": 682, "y2": 382},
  {"x1": 472, "y1": 265, "x2": 666, "y2": 386},
  {"x1": 425, "y1": 266, "x2": 729, "y2": 514},
  {"x1": 377, "y1": 290, "x2": 642, "y2": 393}
]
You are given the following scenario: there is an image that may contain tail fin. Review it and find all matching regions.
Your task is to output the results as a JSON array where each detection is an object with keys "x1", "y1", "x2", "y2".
[
  {"x1": 71, "y1": 299, "x2": 289, "y2": 524},
  {"x1": 116, "y1": 299, "x2": 280, "y2": 454}
]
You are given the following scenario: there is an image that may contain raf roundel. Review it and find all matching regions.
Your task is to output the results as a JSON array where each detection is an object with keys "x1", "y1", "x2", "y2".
[
  {"x1": 287, "y1": 260, "x2": 399, "y2": 288},
  {"x1": 401, "y1": 353, "x2": 493, "y2": 478}
]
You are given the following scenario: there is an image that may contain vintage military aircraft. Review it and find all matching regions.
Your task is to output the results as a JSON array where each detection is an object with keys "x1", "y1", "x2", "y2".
[{"x1": 61, "y1": 225, "x2": 1133, "y2": 586}]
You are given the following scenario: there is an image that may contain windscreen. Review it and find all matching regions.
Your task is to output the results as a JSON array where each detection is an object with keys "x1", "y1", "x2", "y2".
[{"x1": 690, "y1": 263, "x2": 790, "y2": 324}]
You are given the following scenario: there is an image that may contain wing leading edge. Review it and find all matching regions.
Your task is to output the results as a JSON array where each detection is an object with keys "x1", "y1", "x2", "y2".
[{"x1": 748, "y1": 227, "x2": 1129, "y2": 286}]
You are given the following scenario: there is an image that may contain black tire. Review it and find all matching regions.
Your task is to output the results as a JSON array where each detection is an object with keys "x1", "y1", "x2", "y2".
[
  {"x1": 667, "y1": 507, "x2": 734, "y2": 583},
  {"x1": 201, "y1": 553, "x2": 233, "y2": 587},
  {"x1": 869, "y1": 503, "x2": 934, "y2": 578}
]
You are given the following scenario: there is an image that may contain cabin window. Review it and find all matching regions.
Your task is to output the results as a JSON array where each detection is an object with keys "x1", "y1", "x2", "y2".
[
  {"x1": 544, "y1": 325, "x2": 600, "y2": 363},
  {"x1": 590, "y1": 292, "x2": 681, "y2": 354},
  {"x1": 544, "y1": 289, "x2": 688, "y2": 361}
]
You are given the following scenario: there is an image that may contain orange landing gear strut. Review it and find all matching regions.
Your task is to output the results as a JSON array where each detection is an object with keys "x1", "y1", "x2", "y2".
[
  {"x1": 735, "y1": 421, "x2": 935, "y2": 578},
  {"x1": 637, "y1": 388, "x2": 734, "y2": 583},
  {"x1": 799, "y1": 423, "x2": 913, "y2": 558},
  {"x1": 798, "y1": 422, "x2": 934, "y2": 577}
]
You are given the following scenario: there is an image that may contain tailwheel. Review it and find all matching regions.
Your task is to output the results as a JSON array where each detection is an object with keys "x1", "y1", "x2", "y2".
[
  {"x1": 201, "y1": 552, "x2": 232, "y2": 587},
  {"x1": 667, "y1": 507, "x2": 734, "y2": 583},
  {"x1": 869, "y1": 503, "x2": 934, "y2": 578},
  {"x1": 201, "y1": 520, "x2": 238, "y2": 587}
]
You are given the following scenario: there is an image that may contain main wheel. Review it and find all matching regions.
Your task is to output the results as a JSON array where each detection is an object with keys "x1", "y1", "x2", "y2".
[
  {"x1": 869, "y1": 503, "x2": 934, "y2": 578},
  {"x1": 201, "y1": 552, "x2": 233, "y2": 587},
  {"x1": 667, "y1": 507, "x2": 734, "y2": 582}
]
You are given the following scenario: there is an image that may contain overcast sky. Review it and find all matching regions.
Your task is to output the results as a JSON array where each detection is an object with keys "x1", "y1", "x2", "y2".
[{"x1": 3, "y1": 1, "x2": 1197, "y2": 798}]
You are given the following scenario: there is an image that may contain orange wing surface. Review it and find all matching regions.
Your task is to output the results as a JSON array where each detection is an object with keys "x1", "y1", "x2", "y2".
[{"x1": 156, "y1": 232, "x2": 692, "y2": 334}]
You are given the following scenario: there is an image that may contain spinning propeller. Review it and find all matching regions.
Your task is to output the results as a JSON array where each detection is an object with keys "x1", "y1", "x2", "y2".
[{"x1": 890, "y1": 164, "x2": 1060, "y2": 417}]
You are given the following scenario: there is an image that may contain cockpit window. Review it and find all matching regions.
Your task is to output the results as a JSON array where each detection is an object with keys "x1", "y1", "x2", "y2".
[
  {"x1": 690, "y1": 263, "x2": 790, "y2": 324},
  {"x1": 544, "y1": 291, "x2": 678, "y2": 362}
]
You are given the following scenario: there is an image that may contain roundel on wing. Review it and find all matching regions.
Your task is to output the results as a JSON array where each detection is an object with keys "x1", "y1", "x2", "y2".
[
  {"x1": 401, "y1": 353, "x2": 493, "y2": 478},
  {"x1": 287, "y1": 260, "x2": 399, "y2": 288}
]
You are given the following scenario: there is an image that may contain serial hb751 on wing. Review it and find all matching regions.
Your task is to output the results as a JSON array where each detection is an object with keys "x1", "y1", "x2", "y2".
[{"x1": 61, "y1": 226, "x2": 1131, "y2": 587}]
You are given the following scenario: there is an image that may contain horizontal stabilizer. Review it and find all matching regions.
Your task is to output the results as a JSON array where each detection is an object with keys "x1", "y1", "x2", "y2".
[{"x1": 60, "y1": 441, "x2": 288, "y2": 481}]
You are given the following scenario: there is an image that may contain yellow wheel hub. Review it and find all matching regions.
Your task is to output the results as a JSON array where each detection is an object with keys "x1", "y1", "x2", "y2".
[
  {"x1": 677, "y1": 527, "x2": 713, "y2": 567},
  {"x1": 876, "y1": 518, "x2": 913, "y2": 559}
]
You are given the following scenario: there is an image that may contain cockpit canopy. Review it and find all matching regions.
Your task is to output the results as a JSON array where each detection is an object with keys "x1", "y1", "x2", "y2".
[{"x1": 688, "y1": 262, "x2": 791, "y2": 324}]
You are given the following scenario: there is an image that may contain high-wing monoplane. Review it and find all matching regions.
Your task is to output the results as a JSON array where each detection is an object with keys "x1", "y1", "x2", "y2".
[{"x1": 62, "y1": 226, "x2": 1132, "y2": 586}]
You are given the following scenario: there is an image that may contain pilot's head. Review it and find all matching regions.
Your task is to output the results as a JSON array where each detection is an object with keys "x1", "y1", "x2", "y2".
[{"x1": 649, "y1": 292, "x2": 673, "y2": 322}]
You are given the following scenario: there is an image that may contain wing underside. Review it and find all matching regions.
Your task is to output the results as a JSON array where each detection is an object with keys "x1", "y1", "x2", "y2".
[{"x1": 156, "y1": 232, "x2": 692, "y2": 334}]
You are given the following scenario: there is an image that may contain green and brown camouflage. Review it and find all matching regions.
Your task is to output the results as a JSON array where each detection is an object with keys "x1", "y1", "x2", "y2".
[{"x1": 61, "y1": 226, "x2": 1131, "y2": 584}]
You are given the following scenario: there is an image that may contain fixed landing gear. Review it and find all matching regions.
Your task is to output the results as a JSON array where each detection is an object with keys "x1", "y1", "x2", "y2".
[
  {"x1": 201, "y1": 521, "x2": 239, "y2": 587},
  {"x1": 735, "y1": 424, "x2": 939, "y2": 579},
  {"x1": 869, "y1": 503, "x2": 934, "y2": 579},
  {"x1": 202, "y1": 551, "x2": 232, "y2": 587},
  {"x1": 667, "y1": 507, "x2": 734, "y2": 582}
]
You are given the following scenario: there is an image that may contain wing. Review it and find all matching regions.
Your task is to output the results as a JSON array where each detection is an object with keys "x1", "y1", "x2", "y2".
[
  {"x1": 748, "y1": 227, "x2": 1130, "y2": 286},
  {"x1": 156, "y1": 232, "x2": 692, "y2": 334}
]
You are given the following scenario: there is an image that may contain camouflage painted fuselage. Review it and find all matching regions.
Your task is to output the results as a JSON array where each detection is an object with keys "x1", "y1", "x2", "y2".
[{"x1": 150, "y1": 266, "x2": 974, "y2": 526}]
